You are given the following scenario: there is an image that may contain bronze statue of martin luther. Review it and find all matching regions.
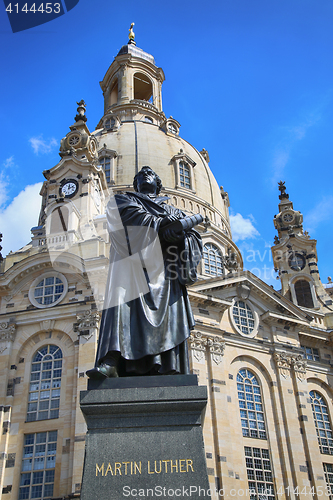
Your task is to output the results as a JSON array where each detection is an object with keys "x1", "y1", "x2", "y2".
[{"x1": 87, "y1": 166, "x2": 203, "y2": 379}]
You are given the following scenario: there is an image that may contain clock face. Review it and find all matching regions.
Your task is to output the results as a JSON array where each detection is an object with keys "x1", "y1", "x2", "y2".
[
  {"x1": 289, "y1": 253, "x2": 306, "y2": 271},
  {"x1": 60, "y1": 180, "x2": 78, "y2": 198}
]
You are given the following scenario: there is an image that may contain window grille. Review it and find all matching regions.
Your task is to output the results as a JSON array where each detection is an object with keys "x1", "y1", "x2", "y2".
[
  {"x1": 295, "y1": 280, "x2": 314, "y2": 308},
  {"x1": 233, "y1": 301, "x2": 255, "y2": 335},
  {"x1": 203, "y1": 243, "x2": 224, "y2": 276},
  {"x1": 34, "y1": 277, "x2": 64, "y2": 306},
  {"x1": 19, "y1": 431, "x2": 57, "y2": 500},
  {"x1": 310, "y1": 391, "x2": 333, "y2": 455},
  {"x1": 237, "y1": 369, "x2": 266, "y2": 439},
  {"x1": 27, "y1": 345, "x2": 62, "y2": 422},
  {"x1": 244, "y1": 446, "x2": 275, "y2": 500},
  {"x1": 301, "y1": 346, "x2": 320, "y2": 362},
  {"x1": 99, "y1": 156, "x2": 111, "y2": 183},
  {"x1": 179, "y1": 162, "x2": 191, "y2": 189},
  {"x1": 323, "y1": 463, "x2": 333, "y2": 499}
]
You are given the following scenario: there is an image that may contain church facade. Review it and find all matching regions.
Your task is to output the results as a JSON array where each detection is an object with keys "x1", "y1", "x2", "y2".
[{"x1": 0, "y1": 35, "x2": 333, "y2": 500}]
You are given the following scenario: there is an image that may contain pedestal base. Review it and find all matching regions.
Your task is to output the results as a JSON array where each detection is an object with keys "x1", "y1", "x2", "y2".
[{"x1": 80, "y1": 375, "x2": 210, "y2": 500}]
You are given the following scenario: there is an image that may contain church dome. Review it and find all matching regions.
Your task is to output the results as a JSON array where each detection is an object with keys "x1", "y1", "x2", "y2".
[
  {"x1": 93, "y1": 40, "x2": 234, "y2": 245},
  {"x1": 93, "y1": 121, "x2": 229, "y2": 229}
]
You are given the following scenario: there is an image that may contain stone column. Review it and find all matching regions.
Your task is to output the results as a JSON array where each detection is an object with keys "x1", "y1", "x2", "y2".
[
  {"x1": 274, "y1": 352, "x2": 312, "y2": 499},
  {"x1": 119, "y1": 64, "x2": 129, "y2": 104},
  {"x1": 72, "y1": 310, "x2": 100, "y2": 495},
  {"x1": 290, "y1": 356, "x2": 327, "y2": 499}
]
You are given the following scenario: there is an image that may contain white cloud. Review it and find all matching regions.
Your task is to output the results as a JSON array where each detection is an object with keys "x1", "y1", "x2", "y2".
[
  {"x1": 3, "y1": 156, "x2": 15, "y2": 169},
  {"x1": 0, "y1": 183, "x2": 43, "y2": 256},
  {"x1": 0, "y1": 156, "x2": 17, "y2": 206},
  {"x1": 270, "y1": 107, "x2": 324, "y2": 185},
  {"x1": 29, "y1": 135, "x2": 58, "y2": 155},
  {"x1": 0, "y1": 173, "x2": 8, "y2": 207},
  {"x1": 304, "y1": 196, "x2": 333, "y2": 234},
  {"x1": 230, "y1": 213, "x2": 260, "y2": 242}
]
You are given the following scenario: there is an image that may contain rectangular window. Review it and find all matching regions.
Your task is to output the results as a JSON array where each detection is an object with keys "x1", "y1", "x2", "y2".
[
  {"x1": 19, "y1": 431, "x2": 57, "y2": 500},
  {"x1": 99, "y1": 157, "x2": 111, "y2": 183},
  {"x1": 301, "y1": 346, "x2": 320, "y2": 362},
  {"x1": 179, "y1": 162, "x2": 191, "y2": 189},
  {"x1": 244, "y1": 447, "x2": 275, "y2": 499},
  {"x1": 324, "y1": 463, "x2": 333, "y2": 499}
]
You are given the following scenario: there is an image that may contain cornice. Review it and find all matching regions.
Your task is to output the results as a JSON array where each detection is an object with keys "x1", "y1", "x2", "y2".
[
  {"x1": 260, "y1": 311, "x2": 310, "y2": 328},
  {"x1": 188, "y1": 290, "x2": 232, "y2": 313}
]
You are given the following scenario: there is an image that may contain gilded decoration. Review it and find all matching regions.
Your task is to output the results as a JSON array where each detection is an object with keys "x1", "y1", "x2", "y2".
[
  {"x1": 0, "y1": 322, "x2": 16, "y2": 342},
  {"x1": 274, "y1": 352, "x2": 307, "y2": 380},
  {"x1": 189, "y1": 332, "x2": 225, "y2": 364}
]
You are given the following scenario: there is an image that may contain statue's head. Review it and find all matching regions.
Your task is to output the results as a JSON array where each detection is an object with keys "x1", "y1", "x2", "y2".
[{"x1": 133, "y1": 166, "x2": 162, "y2": 195}]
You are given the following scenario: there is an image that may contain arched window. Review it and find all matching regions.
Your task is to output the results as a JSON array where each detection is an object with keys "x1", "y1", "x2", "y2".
[
  {"x1": 134, "y1": 72, "x2": 153, "y2": 102},
  {"x1": 309, "y1": 390, "x2": 333, "y2": 455},
  {"x1": 203, "y1": 243, "x2": 224, "y2": 276},
  {"x1": 295, "y1": 280, "x2": 314, "y2": 308},
  {"x1": 27, "y1": 345, "x2": 63, "y2": 422},
  {"x1": 179, "y1": 162, "x2": 191, "y2": 189},
  {"x1": 237, "y1": 369, "x2": 267, "y2": 439},
  {"x1": 99, "y1": 156, "x2": 111, "y2": 183},
  {"x1": 110, "y1": 79, "x2": 118, "y2": 106}
]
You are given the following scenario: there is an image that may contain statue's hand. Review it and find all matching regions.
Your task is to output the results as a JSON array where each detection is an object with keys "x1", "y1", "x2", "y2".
[
  {"x1": 160, "y1": 214, "x2": 182, "y2": 227},
  {"x1": 160, "y1": 214, "x2": 181, "y2": 228}
]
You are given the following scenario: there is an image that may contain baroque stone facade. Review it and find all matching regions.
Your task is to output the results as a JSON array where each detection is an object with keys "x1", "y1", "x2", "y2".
[{"x1": 0, "y1": 36, "x2": 333, "y2": 500}]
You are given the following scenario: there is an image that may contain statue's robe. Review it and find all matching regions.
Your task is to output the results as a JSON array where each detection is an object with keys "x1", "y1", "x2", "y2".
[{"x1": 95, "y1": 191, "x2": 202, "y2": 375}]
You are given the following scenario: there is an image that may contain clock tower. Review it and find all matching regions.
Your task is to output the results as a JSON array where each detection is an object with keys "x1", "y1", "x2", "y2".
[
  {"x1": 32, "y1": 100, "x2": 109, "y2": 255},
  {"x1": 272, "y1": 181, "x2": 333, "y2": 319}
]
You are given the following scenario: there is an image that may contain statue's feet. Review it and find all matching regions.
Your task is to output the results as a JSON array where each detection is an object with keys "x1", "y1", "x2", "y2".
[{"x1": 86, "y1": 363, "x2": 119, "y2": 379}]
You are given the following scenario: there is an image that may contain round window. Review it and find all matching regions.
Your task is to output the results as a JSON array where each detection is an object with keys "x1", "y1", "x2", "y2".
[
  {"x1": 282, "y1": 212, "x2": 294, "y2": 223},
  {"x1": 231, "y1": 299, "x2": 257, "y2": 336},
  {"x1": 29, "y1": 272, "x2": 68, "y2": 309},
  {"x1": 68, "y1": 135, "x2": 80, "y2": 146}
]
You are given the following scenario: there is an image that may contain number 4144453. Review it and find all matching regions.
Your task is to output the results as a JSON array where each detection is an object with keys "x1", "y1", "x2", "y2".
[{"x1": 6, "y1": 3, "x2": 61, "y2": 13}]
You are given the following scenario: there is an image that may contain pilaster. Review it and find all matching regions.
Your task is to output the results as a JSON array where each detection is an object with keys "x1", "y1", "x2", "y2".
[{"x1": 274, "y1": 351, "x2": 312, "y2": 498}]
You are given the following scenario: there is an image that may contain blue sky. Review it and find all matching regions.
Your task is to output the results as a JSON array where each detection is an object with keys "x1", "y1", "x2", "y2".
[{"x1": 0, "y1": 0, "x2": 332, "y2": 288}]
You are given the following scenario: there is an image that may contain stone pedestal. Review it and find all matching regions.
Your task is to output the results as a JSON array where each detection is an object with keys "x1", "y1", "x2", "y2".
[{"x1": 80, "y1": 375, "x2": 210, "y2": 500}]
